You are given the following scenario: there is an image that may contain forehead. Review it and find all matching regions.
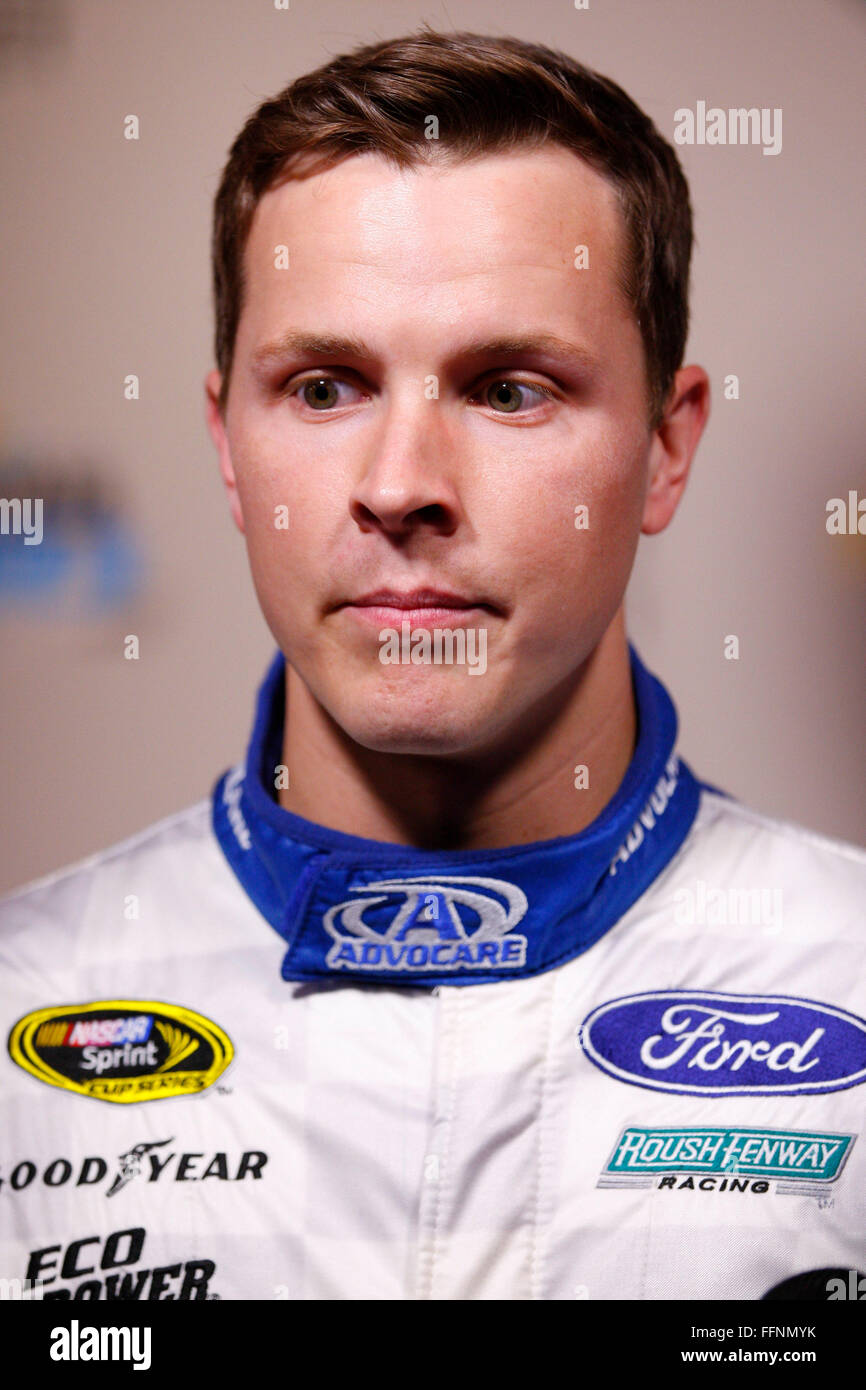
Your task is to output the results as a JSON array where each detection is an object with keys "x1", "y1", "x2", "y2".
[{"x1": 237, "y1": 145, "x2": 633, "y2": 345}]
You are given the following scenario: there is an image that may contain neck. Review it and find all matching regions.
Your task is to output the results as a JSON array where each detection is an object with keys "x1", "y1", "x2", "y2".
[{"x1": 276, "y1": 610, "x2": 637, "y2": 850}]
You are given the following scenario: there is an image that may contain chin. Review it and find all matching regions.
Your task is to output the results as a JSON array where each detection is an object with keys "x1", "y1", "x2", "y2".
[
  {"x1": 328, "y1": 679, "x2": 500, "y2": 758},
  {"x1": 350, "y1": 727, "x2": 472, "y2": 756}
]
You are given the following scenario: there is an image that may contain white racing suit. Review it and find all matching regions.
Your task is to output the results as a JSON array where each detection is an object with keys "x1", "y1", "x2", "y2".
[{"x1": 1, "y1": 645, "x2": 865, "y2": 1301}]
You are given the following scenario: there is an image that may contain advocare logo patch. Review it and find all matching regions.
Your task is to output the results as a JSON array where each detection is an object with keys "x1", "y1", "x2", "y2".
[
  {"x1": 579, "y1": 991, "x2": 866, "y2": 1096},
  {"x1": 8, "y1": 1001, "x2": 233, "y2": 1103},
  {"x1": 324, "y1": 874, "x2": 529, "y2": 973}
]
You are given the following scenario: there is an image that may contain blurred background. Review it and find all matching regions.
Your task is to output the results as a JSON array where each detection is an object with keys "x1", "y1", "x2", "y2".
[{"x1": 0, "y1": 0, "x2": 864, "y2": 894}]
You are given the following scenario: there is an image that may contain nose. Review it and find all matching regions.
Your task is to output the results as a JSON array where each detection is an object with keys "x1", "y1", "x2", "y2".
[{"x1": 349, "y1": 394, "x2": 461, "y2": 539}]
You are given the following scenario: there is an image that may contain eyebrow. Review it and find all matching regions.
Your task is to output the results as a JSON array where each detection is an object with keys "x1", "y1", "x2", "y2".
[
  {"x1": 460, "y1": 335, "x2": 600, "y2": 372},
  {"x1": 251, "y1": 331, "x2": 373, "y2": 369},
  {"x1": 250, "y1": 330, "x2": 600, "y2": 373}
]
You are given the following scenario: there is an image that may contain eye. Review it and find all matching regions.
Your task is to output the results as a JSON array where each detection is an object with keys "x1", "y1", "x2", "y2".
[
  {"x1": 287, "y1": 375, "x2": 363, "y2": 411},
  {"x1": 481, "y1": 378, "x2": 556, "y2": 414}
]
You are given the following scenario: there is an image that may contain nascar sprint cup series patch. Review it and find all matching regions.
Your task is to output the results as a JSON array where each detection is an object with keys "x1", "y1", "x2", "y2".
[{"x1": 7, "y1": 1000, "x2": 233, "y2": 1103}]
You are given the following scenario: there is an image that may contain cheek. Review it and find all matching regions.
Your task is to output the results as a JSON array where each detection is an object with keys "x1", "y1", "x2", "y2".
[
  {"x1": 233, "y1": 432, "x2": 287, "y2": 527},
  {"x1": 505, "y1": 422, "x2": 648, "y2": 598},
  {"x1": 232, "y1": 420, "x2": 348, "y2": 546},
  {"x1": 230, "y1": 445, "x2": 310, "y2": 620}
]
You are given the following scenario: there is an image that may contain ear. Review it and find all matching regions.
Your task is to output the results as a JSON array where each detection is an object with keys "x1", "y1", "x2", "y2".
[
  {"x1": 641, "y1": 365, "x2": 711, "y2": 535},
  {"x1": 205, "y1": 368, "x2": 245, "y2": 534}
]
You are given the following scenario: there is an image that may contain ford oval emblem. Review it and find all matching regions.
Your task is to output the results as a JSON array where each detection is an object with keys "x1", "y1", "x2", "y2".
[{"x1": 579, "y1": 991, "x2": 866, "y2": 1096}]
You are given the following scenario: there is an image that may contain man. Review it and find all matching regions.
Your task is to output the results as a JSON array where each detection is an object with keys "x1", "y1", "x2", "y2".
[{"x1": 2, "y1": 30, "x2": 864, "y2": 1302}]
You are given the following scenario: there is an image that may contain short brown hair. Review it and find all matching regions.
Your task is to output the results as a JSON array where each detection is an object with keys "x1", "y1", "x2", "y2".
[{"x1": 212, "y1": 27, "x2": 693, "y2": 425}]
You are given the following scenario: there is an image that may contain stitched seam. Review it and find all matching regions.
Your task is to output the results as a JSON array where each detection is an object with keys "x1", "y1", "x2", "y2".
[
  {"x1": 427, "y1": 988, "x2": 463, "y2": 1301},
  {"x1": 529, "y1": 972, "x2": 560, "y2": 1300},
  {"x1": 414, "y1": 988, "x2": 462, "y2": 1300}
]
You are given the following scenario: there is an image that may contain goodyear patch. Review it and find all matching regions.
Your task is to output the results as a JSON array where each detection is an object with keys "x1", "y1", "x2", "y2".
[{"x1": 7, "y1": 1001, "x2": 233, "y2": 1104}]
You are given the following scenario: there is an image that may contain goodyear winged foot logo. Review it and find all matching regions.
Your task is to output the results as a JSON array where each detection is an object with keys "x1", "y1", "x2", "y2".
[
  {"x1": 8, "y1": 1001, "x2": 233, "y2": 1103},
  {"x1": 324, "y1": 874, "x2": 529, "y2": 973}
]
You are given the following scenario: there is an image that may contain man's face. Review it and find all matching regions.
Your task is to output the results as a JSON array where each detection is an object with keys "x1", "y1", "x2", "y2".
[{"x1": 212, "y1": 146, "x2": 661, "y2": 756}]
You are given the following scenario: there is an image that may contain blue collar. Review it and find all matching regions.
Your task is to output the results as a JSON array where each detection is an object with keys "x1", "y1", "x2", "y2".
[{"x1": 212, "y1": 646, "x2": 702, "y2": 987}]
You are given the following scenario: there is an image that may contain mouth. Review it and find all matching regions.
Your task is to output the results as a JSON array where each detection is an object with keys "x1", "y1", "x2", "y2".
[{"x1": 337, "y1": 588, "x2": 500, "y2": 628}]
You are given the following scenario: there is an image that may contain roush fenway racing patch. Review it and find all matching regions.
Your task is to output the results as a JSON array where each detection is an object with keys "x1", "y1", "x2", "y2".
[{"x1": 596, "y1": 1125, "x2": 855, "y2": 1195}]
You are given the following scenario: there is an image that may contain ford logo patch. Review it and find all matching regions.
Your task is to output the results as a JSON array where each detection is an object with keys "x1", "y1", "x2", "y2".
[{"x1": 579, "y1": 991, "x2": 866, "y2": 1096}]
